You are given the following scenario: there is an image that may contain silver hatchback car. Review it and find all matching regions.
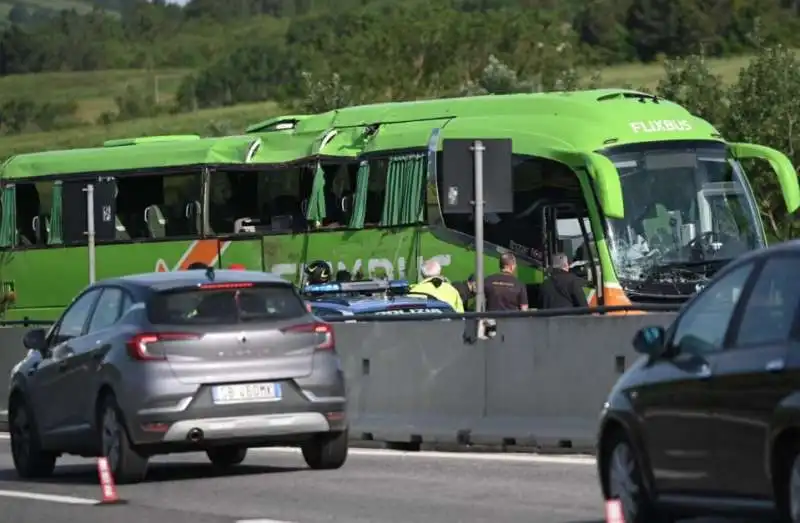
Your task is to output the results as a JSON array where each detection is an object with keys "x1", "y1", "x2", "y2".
[{"x1": 8, "y1": 268, "x2": 348, "y2": 483}]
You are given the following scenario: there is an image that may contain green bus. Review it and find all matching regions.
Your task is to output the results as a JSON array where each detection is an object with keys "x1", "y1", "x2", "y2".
[{"x1": 0, "y1": 89, "x2": 798, "y2": 320}]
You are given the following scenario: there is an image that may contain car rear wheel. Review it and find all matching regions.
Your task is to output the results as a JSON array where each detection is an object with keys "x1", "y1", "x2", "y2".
[
  {"x1": 787, "y1": 452, "x2": 800, "y2": 522},
  {"x1": 9, "y1": 398, "x2": 56, "y2": 479},
  {"x1": 606, "y1": 434, "x2": 669, "y2": 523},
  {"x1": 302, "y1": 429, "x2": 348, "y2": 470},
  {"x1": 98, "y1": 395, "x2": 148, "y2": 484},
  {"x1": 206, "y1": 446, "x2": 247, "y2": 468}
]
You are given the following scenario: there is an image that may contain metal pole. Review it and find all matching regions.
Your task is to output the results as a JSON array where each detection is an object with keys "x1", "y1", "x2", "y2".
[
  {"x1": 86, "y1": 184, "x2": 96, "y2": 284},
  {"x1": 473, "y1": 140, "x2": 486, "y2": 313}
]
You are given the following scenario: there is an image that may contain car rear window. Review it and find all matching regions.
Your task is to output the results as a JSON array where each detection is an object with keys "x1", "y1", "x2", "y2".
[{"x1": 148, "y1": 282, "x2": 307, "y2": 325}]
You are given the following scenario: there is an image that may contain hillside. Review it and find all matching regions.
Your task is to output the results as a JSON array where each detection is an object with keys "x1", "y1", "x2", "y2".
[
  {"x1": 0, "y1": 52, "x2": 761, "y2": 159},
  {"x1": 0, "y1": 69, "x2": 191, "y2": 123},
  {"x1": 0, "y1": 101, "x2": 282, "y2": 157}
]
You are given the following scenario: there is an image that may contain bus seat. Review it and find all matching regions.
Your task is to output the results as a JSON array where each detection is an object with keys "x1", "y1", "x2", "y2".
[
  {"x1": 234, "y1": 217, "x2": 256, "y2": 233},
  {"x1": 32, "y1": 216, "x2": 43, "y2": 244},
  {"x1": 144, "y1": 205, "x2": 167, "y2": 239},
  {"x1": 19, "y1": 231, "x2": 32, "y2": 246},
  {"x1": 185, "y1": 201, "x2": 201, "y2": 235},
  {"x1": 270, "y1": 215, "x2": 293, "y2": 231},
  {"x1": 115, "y1": 216, "x2": 130, "y2": 241}
]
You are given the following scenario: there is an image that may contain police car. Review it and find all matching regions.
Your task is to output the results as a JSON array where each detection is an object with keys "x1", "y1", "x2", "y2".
[{"x1": 302, "y1": 279, "x2": 454, "y2": 319}]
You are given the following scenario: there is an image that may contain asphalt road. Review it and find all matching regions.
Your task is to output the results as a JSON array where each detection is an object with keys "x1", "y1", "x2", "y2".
[{"x1": 0, "y1": 435, "x2": 747, "y2": 523}]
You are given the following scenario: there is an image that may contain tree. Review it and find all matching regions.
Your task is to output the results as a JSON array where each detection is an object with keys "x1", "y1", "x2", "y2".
[
  {"x1": 295, "y1": 72, "x2": 358, "y2": 113},
  {"x1": 654, "y1": 53, "x2": 728, "y2": 127},
  {"x1": 7, "y1": 4, "x2": 30, "y2": 25},
  {"x1": 725, "y1": 45, "x2": 800, "y2": 240},
  {"x1": 460, "y1": 55, "x2": 530, "y2": 96}
]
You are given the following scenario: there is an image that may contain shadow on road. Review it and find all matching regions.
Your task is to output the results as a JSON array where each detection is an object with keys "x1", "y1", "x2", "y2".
[{"x1": 0, "y1": 462, "x2": 303, "y2": 485}]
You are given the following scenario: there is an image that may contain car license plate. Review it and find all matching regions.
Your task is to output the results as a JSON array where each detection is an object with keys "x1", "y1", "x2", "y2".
[{"x1": 212, "y1": 382, "x2": 282, "y2": 405}]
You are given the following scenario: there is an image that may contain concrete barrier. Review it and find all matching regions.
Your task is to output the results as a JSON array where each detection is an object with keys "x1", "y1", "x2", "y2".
[
  {"x1": 0, "y1": 312, "x2": 678, "y2": 452},
  {"x1": 336, "y1": 313, "x2": 676, "y2": 451}
]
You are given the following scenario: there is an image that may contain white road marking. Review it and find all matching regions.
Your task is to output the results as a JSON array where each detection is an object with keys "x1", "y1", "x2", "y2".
[
  {"x1": 0, "y1": 489, "x2": 98, "y2": 505},
  {"x1": 252, "y1": 446, "x2": 596, "y2": 465},
  {"x1": 0, "y1": 432, "x2": 594, "y2": 465},
  {"x1": 236, "y1": 520, "x2": 298, "y2": 523}
]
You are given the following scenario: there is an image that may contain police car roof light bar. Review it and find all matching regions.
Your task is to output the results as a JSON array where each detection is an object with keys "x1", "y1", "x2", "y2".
[{"x1": 303, "y1": 279, "x2": 410, "y2": 296}]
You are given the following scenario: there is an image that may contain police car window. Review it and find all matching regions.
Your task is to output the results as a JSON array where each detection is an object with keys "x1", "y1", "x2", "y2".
[
  {"x1": 311, "y1": 307, "x2": 344, "y2": 318},
  {"x1": 734, "y1": 256, "x2": 800, "y2": 347},
  {"x1": 672, "y1": 262, "x2": 754, "y2": 355}
]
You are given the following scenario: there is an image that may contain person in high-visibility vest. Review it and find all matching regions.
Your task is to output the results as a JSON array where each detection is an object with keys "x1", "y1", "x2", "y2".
[{"x1": 409, "y1": 259, "x2": 464, "y2": 313}]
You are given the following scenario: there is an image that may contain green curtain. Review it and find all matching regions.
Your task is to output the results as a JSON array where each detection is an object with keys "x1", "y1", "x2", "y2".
[
  {"x1": 379, "y1": 155, "x2": 426, "y2": 227},
  {"x1": 403, "y1": 156, "x2": 425, "y2": 223},
  {"x1": 305, "y1": 163, "x2": 327, "y2": 223},
  {"x1": 48, "y1": 181, "x2": 63, "y2": 245},
  {"x1": 0, "y1": 185, "x2": 16, "y2": 247},
  {"x1": 348, "y1": 161, "x2": 370, "y2": 229}
]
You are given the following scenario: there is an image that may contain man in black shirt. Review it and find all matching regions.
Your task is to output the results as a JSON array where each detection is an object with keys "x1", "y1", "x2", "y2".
[
  {"x1": 538, "y1": 252, "x2": 589, "y2": 309},
  {"x1": 484, "y1": 253, "x2": 529, "y2": 311}
]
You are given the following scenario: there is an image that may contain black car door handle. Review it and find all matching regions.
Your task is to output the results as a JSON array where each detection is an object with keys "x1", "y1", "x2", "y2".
[{"x1": 57, "y1": 359, "x2": 70, "y2": 372}]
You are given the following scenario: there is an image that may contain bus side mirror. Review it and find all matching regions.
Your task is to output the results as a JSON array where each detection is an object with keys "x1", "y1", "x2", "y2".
[{"x1": 730, "y1": 142, "x2": 800, "y2": 214}]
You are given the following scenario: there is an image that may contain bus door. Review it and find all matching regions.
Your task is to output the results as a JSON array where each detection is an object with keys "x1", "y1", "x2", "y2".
[{"x1": 543, "y1": 203, "x2": 599, "y2": 294}]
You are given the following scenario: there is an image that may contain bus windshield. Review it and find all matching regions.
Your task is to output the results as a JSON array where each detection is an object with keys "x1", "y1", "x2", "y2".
[{"x1": 601, "y1": 141, "x2": 764, "y2": 287}]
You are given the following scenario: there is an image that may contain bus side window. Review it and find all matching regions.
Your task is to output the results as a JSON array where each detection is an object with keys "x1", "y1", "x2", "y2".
[
  {"x1": 366, "y1": 155, "x2": 427, "y2": 228},
  {"x1": 318, "y1": 163, "x2": 357, "y2": 229},
  {"x1": 365, "y1": 159, "x2": 388, "y2": 226},
  {"x1": 15, "y1": 181, "x2": 52, "y2": 247},
  {"x1": 116, "y1": 172, "x2": 201, "y2": 240},
  {"x1": 438, "y1": 155, "x2": 584, "y2": 267},
  {"x1": 209, "y1": 169, "x2": 310, "y2": 235}
]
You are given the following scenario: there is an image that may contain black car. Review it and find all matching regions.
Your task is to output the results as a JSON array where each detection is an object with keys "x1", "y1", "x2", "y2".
[{"x1": 597, "y1": 240, "x2": 800, "y2": 523}]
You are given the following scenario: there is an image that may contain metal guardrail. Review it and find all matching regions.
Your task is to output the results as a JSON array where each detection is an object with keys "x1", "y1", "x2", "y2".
[{"x1": 0, "y1": 305, "x2": 680, "y2": 451}]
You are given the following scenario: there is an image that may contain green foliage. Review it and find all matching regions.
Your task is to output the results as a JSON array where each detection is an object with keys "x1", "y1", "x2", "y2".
[
  {"x1": 654, "y1": 54, "x2": 728, "y2": 126},
  {"x1": 0, "y1": 98, "x2": 78, "y2": 134},
  {"x1": 294, "y1": 72, "x2": 359, "y2": 113},
  {"x1": 0, "y1": 68, "x2": 189, "y2": 124},
  {"x1": 0, "y1": 100, "x2": 282, "y2": 157}
]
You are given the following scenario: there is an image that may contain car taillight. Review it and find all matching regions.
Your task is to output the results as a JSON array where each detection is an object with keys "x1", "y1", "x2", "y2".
[
  {"x1": 126, "y1": 332, "x2": 200, "y2": 361},
  {"x1": 281, "y1": 322, "x2": 334, "y2": 350}
]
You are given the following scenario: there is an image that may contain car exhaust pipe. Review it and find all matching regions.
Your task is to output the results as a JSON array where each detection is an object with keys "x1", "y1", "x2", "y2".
[{"x1": 187, "y1": 428, "x2": 204, "y2": 443}]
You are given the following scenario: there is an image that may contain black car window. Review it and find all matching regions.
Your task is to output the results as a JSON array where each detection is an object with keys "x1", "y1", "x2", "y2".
[
  {"x1": 672, "y1": 262, "x2": 755, "y2": 355},
  {"x1": 88, "y1": 288, "x2": 124, "y2": 333},
  {"x1": 148, "y1": 283, "x2": 306, "y2": 324},
  {"x1": 734, "y1": 255, "x2": 800, "y2": 347},
  {"x1": 54, "y1": 289, "x2": 102, "y2": 342}
]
